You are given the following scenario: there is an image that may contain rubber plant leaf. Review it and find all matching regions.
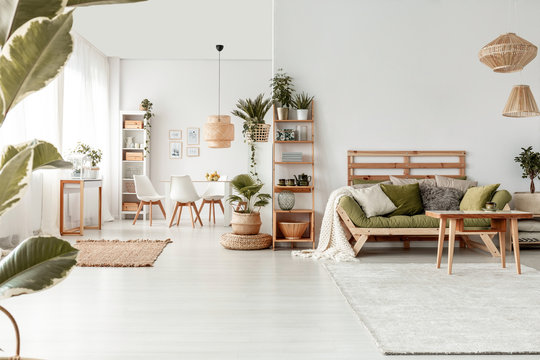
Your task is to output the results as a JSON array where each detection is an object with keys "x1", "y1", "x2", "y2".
[
  {"x1": 0, "y1": 140, "x2": 71, "y2": 170},
  {"x1": 0, "y1": 146, "x2": 33, "y2": 217},
  {"x1": 0, "y1": 11, "x2": 74, "y2": 126},
  {"x1": 66, "y1": 0, "x2": 146, "y2": 7},
  {"x1": 0, "y1": 0, "x2": 67, "y2": 46},
  {"x1": 0, "y1": 236, "x2": 78, "y2": 300}
]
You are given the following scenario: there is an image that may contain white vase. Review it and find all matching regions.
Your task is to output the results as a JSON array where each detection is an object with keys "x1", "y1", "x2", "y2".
[
  {"x1": 125, "y1": 137, "x2": 134, "y2": 148},
  {"x1": 297, "y1": 109, "x2": 309, "y2": 120}
]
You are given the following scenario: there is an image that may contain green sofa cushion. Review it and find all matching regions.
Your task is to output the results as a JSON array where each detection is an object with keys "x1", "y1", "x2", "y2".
[
  {"x1": 380, "y1": 183, "x2": 424, "y2": 216},
  {"x1": 460, "y1": 184, "x2": 500, "y2": 211},
  {"x1": 338, "y1": 195, "x2": 512, "y2": 229},
  {"x1": 492, "y1": 190, "x2": 512, "y2": 210},
  {"x1": 352, "y1": 179, "x2": 385, "y2": 185}
]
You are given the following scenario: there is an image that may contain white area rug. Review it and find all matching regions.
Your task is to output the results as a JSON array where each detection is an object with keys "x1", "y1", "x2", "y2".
[{"x1": 325, "y1": 262, "x2": 540, "y2": 355}]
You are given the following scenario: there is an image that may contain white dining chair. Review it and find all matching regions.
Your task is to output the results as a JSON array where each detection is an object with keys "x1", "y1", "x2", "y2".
[
  {"x1": 198, "y1": 176, "x2": 228, "y2": 224},
  {"x1": 169, "y1": 175, "x2": 203, "y2": 228},
  {"x1": 133, "y1": 175, "x2": 166, "y2": 226}
]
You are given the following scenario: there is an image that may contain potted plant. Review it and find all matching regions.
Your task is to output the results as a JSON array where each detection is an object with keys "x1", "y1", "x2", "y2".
[
  {"x1": 291, "y1": 92, "x2": 314, "y2": 120},
  {"x1": 140, "y1": 99, "x2": 154, "y2": 155},
  {"x1": 231, "y1": 94, "x2": 272, "y2": 181},
  {"x1": 513, "y1": 146, "x2": 540, "y2": 213},
  {"x1": 227, "y1": 174, "x2": 271, "y2": 235},
  {"x1": 73, "y1": 142, "x2": 103, "y2": 179},
  {"x1": 270, "y1": 68, "x2": 294, "y2": 120}
]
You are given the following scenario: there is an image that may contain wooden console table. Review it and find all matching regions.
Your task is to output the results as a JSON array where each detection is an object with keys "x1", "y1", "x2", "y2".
[
  {"x1": 60, "y1": 179, "x2": 102, "y2": 236},
  {"x1": 426, "y1": 210, "x2": 533, "y2": 275}
]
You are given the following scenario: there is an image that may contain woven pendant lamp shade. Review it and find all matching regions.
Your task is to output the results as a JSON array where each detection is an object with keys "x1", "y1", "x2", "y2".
[
  {"x1": 502, "y1": 85, "x2": 540, "y2": 117},
  {"x1": 203, "y1": 115, "x2": 235, "y2": 148},
  {"x1": 479, "y1": 33, "x2": 538, "y2": 73}
]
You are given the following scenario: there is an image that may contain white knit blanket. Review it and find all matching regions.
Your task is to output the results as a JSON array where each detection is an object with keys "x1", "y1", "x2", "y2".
[{"x1": 292, "y1": 186, "x2": 357, "y2": 262}]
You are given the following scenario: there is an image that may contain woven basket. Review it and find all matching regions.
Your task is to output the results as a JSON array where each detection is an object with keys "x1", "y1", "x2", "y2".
[
  {"x1": 245, "y1": 123, "x2": 271, "y2": 143},
  {"x1": 220, "y1": 233, "x2": 272, "y2": 250}
]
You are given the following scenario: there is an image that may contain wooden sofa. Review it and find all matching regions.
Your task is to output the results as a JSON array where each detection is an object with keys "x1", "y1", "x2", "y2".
[{"x1": 338, "y1": 150, "x2": 510, "y2": 256}]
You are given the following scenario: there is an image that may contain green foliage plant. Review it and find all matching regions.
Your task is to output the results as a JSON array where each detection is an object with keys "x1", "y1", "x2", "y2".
[
  {"x1": 514, "y1": 146, "x2": 540, "y2": 193},
  {"x1": 270, "y1": 68, "x2": 294, "y2": 108},
  {"x1": 140, "y1": 98, "x2": 154, "y2": 155},
  {"x1": 73, "y1": 142, "x2": 102, "y2": 167},
  {"x1": 226, "y1": 174, "x2": 271, "y2": 214},
  {"x1": 291, "y1": 92, "x2": 314, "y2": 110}
]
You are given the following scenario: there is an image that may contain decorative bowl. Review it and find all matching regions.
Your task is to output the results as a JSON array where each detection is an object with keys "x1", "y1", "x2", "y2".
[{"x1": 278, "y1": 222, "x2": 309, "y2": 240}]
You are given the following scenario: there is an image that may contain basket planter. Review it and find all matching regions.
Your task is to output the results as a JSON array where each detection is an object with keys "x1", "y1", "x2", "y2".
[
  {"x1": 245, "y1": 124, "x2": 271, "y2": 143},
  {"x1": 513, "y1": 192, "x2": 540, "y2": 213},
  {"x1": 231, "y1": 211, "x2": 262, "y2": 235}
]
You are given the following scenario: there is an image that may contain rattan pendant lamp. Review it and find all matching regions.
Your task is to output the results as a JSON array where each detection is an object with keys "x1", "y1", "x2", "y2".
[
  {"x1": 478, "y1": 33, "x2": 537, "y2": 73},
  {"x1": 203, "y1": 45, "x2": 235, "y2": 148},
  {"x1": 502, "y1": 85, "x2": 540, "y2": 117}
]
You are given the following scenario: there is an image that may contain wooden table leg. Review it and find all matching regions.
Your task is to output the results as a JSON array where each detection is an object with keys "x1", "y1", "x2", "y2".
[
  {"x1": 60, "y1": 181, "x2": 65, "y2": 235},
  {"x1": 448, "y1": 219, "x2": 456, "y2": 275},
  {"x1": 511, "y1": 218, "x2": 521, "y2": 274},
  {"x1": 98, "y1": 185, "x2": 102, "y2": 230},
  {"x1": 79, "y1": 181, "x2": 84, "y2": 235},
  {"x1": 499, "y1": 231, "x2": 506, "y2": 268},
  {"x1": 436, "y1": 217, "x2": 447, "y2": 269}
]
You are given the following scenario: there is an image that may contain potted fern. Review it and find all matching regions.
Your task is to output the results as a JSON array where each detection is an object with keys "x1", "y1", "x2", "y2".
[
  {"x1": 227, "y1": 174, "x2": 271, "y2": 235},
  {"x1": 270, "y1": 68, "x2": 294, "y2": 120},
  {"x1": 291, "y1": 92, "x2": 314, "y2": 120},
  {"x1": 514, "y1": 146, "x2": 540, "y2": 213},
  {"x1": 231, "y1": 94, "x2": 272, "y2": 181}
]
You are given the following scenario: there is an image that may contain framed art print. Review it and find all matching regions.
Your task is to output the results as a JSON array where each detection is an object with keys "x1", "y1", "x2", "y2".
[
  {"x1": 186, "y1": 147, "x2": 200, "y2": 157},
  {"x1": 169, "y1": 129, "x2": 182, "y2": 140},
  {"x1": 169, "y1": 141, "x2": 182, "y2": 159},
  {"x1": 187, "y1": 127, "x2": 200, "y2": 145}
]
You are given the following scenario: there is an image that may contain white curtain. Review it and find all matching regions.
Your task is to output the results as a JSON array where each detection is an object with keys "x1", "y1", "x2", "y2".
[{"x1": 0, "y1": 33, "x2": 114, "y2": 243}]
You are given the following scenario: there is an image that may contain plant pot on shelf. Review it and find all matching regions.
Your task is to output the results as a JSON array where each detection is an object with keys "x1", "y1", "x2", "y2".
[
  {"x1": 513, "y1": 192, "x2": 540, "y2": 213},
  {"x1": 231, "y1": 211, "x2": 262, "y2": 235},
  {"x1": 277, "y1": 107, "x2": 289, "y2": 120},
  {"x1": 245, "y1": 124, "x2": 271, "y2": 142},
  {"x1": 297, "y1": 109, "x2": 309, "y2": 120},
  {"x1": 139, "y1": 104, "x2": 147, "y2": 111}
]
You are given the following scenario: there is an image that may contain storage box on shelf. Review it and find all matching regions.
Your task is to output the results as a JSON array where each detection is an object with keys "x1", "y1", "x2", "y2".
[
  {"x1": 272, "y1": 101, "x2": 315, "y2": 250},
  {"x1": 120, "y1": 111, "x2": 150, "y2": 219}
]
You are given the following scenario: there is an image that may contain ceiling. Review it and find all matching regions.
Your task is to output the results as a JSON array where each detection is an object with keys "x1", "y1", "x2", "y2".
[{"x1": 73, "y1": 0, "x2": 272, "y2": 60}]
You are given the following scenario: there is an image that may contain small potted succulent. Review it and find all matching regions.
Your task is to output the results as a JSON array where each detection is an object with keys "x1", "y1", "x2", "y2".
[
  {"x1": 73, "y1": 142, "x2": 103, "y2": 179},
  {"x1": 513, "y1": 146, "x2": 540, "y2": 213},
  {"x1": 291, "y1": 92, "x2": 314, "y2": 120},
  {"x1": 227, "y1": 174, "x2": 271, "y2": 235},
  {"x1": 270, "y1": 68, "x2": 294, "y2": 120}
]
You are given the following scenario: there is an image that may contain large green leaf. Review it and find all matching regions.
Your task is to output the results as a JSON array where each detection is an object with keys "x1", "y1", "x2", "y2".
[
  {"x1": 0, "y1": 0, "x2": 67, "y2": 46},
  {"x1": 0, "y1": 139, "x2": 71, "y2": 170},
  {"x1": 0, "y1": 236, "x2": 78, "y2": 300},
  {"x1": 67, "y1": 0, "x2": 145, "y2": 7},
  {"x1": 0, "y1": 147, "x2": 33, "y2": 217},
  {"x1": 0, "y1": 11, "x2": 73, "y2": 125}
]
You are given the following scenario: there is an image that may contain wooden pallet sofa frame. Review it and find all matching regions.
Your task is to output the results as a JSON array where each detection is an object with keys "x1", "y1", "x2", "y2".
[{"x1": 338, "y1": 150, "x2": 508, "y2": 256}]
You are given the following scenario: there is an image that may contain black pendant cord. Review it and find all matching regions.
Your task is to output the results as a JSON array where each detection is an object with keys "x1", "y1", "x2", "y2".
[{"x1": 218, "y1": 50, "x2": 220, "y2": 121}]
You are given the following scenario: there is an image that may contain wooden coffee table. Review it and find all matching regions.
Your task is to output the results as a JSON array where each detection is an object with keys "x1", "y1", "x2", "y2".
[{"x1": 425, "y1": 210, "x2": 533, "y2": 275}]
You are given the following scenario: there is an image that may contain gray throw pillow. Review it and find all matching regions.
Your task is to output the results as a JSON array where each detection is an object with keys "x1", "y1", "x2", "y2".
[{"x1": 419, "y1": 184, "x2": 463, "y2": 211}]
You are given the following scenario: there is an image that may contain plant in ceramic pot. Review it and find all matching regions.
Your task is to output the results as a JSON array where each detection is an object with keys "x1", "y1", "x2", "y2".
[
  {"x1": 291, "y1": 92, "x2": 314, "y2": 120},
  {"x1": 140, "y1": 99, "x2": 154, "y2": 155},
  {"x1": 231, "y1": 94, "x2": 272, "y2": 181},
  {"x1": 72, "y1": 142, "x2": 102, "y2": 179},
  {"x1": 270, "y1": 68, "x2": 294, "y2": 120},
  {"x1": 227, "y1": 174, "x2": 271, "y2": 235},
  {"x1": 513, "y1": 146, "x2": 540, "y2": 213}
]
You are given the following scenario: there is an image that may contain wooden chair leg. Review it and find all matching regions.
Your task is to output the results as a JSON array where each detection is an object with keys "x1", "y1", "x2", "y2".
[
  {"x1": 192, "y1": 202, "x2": 203, "y2": 227},
  {"x1": 177, "y1": 203, "x2": 183, "y2": 226},
  {"x1": 169, "y1": 202, "x2": 179, "y2": 228},
  {"x1": 199, "y1": 201, "x2": 206, "y2": 219},
  {"x1": 149, "y1": 201, "x2": 153, "y2": 226},
  {"x1": 157, "y1": 200, "x2": 166, "y2": 218},
  {"x1": 217, "y1": 199, "x2": 224, "y2": 213},
  {"x1": 189, "y1": 203, "x2": 195, "y2": 228},
  {"x1": 208, "y1": 200, "x2": 212, "y2": 222},
  {"x1": 132, "y1": 201, "x2": 144, "y2": 225},
  {"x1": 212, "y1": 201, "x2": 216, "y2": 224}
]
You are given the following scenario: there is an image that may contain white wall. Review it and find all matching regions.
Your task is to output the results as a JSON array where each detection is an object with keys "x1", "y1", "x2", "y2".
[
  {"x1": 274, "y1": 0, "x2": 540, "y2": 228},
  {"x1": 119, "y1": 59, "x2": 273, "y2": 230}
]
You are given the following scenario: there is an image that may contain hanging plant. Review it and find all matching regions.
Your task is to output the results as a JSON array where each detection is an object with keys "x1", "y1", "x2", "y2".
[
  {"x1": 231, "y1": 94, "x2": 272, "y2": 181},
  {"x1": 140, "y1": 99, "x2": 154, "y2": 156}
]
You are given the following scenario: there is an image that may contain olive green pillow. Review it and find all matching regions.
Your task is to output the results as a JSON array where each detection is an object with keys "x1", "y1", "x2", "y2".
[
  {"x1": 459, "y1": 184, "x2": 500, "y2": 211},
  {"x1": 352, "y1": 179, "x2": 385, "y2": 185},
  {"x1": 380, "y1": 183, "x2": 424, "y2": 216}
]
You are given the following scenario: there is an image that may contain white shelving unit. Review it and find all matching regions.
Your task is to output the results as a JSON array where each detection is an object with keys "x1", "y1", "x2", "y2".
[{"x1": 120, "y1": 111, "x2": 150, "y2": 220}]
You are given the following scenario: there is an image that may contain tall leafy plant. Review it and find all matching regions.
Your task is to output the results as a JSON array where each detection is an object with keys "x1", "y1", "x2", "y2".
[
  {"x1": 514, "y1": 146, "x2": 540, "y2": 193},
  {"x1": 226, "y1": 174, "x2": 271, "y2": 214},
  {"x1": 231, "y1": 94, "x2": 272, "y2": 181},
  {"x1": 0, "y1": 0, "x2": 145, "y2": 357},
  {"x1": 270, "y1": 68, "x2": 294, "y2": 108},
  {"x1": 140, "y1": 98, "x2": 153, "y2": 155}
]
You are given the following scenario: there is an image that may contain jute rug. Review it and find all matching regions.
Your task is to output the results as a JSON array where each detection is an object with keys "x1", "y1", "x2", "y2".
[
  {"x1": 325, "y1": 262, "x2": 540, "y2": 355},
  {"x1": 75, "y1": 239, "x2": 171, "y2": 267}
]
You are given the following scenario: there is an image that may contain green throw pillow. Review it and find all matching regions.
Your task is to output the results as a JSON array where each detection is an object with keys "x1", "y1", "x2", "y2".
[
  {"x1": 459, "y1": 184, "x2": 500, "y2": 211},
  {"x1": 352, "y1": 179, "x2": 385, "y2": 185},
  {"x1": 380, "y1": 183, "x2": 424, "y2": 216}
]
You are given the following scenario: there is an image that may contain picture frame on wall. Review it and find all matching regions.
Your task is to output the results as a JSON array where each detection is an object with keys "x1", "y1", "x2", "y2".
[
  {"x1": 169, "y1": 130, "x2": 182, "y2": 140},
  {"x1": 187, "y1": 127, "x2": 200, "y2": 145},
  {"x1": 169, "y1": 141, "x2": 182, "y2": 159},
  {"x1": 186, "y1": 147, "x2": 200, "y2": 157}
]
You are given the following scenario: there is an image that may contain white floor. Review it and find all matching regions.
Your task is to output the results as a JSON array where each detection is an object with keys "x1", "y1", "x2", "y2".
[{"x1": 1, "y1": 219, "x2": 539, "y2": 359}]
